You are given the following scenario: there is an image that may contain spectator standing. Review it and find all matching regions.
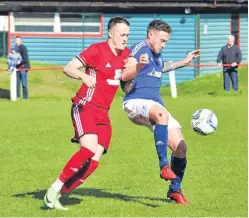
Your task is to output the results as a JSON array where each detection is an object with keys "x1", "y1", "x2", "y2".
[
  {"x1": 15, "y1": 36, "x2": 30, "y2": 99},
  {"x1": 217, "y1": 35, "x2": 242, "y2": 91}
]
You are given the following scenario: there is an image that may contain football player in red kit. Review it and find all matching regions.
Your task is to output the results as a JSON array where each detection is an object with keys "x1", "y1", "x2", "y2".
[{"x1": 43, "y1": 17, "x2": 148, "y2": 210}]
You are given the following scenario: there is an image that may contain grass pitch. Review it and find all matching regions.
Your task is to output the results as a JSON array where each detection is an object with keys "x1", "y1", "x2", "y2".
[{"x1": 0, "y1": 59, "x2": 247, "y2": 216}]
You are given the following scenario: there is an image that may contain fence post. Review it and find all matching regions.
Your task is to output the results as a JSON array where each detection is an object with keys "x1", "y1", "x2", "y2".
[
  {"x1": 195, "y1": 13, "x2": 200, "y2": 78},
  {"x1": 168, "y1": 61, "x2": 177, "y2": 98},
  {"x1": 10, "y1": 68, "x2": 17, "y2": 101},
  {"x1": 82, "y1": 14, "x2": 85, "y2": 50},
  {"x1": 169, "y1": 70, "x2": 177, "y2": 98}
]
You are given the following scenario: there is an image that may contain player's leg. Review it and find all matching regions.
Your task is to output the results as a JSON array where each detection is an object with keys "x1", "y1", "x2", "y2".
[
  {"x1": 148, "y1": 103, "x2": 177, "y2": 180},
  {"x1": 149, "y1": 104, "x2": 169, "y2": 167},
  {"x1": 61, "y1": 145, "x2": 104, "y2": 194},
  {"x1": 43, "y1": 134, "x2": 98, "y2": 210},
  {"x1": 123, "y1": 99, "x2": 176, "y2": 180},
  {"x1": 167, "y1": 114, "x2": 189, "y2": 205},
  {"x1": 43, "y1": 103, "x2": 98, "y2": 209},
  {"x1": 60, "y1": 111, "x2": 112, "y2": 194}
]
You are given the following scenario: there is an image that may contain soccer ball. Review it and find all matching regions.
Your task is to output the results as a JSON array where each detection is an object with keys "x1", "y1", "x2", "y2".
[{"x1": 191, "y1": 109, "x2": 218, "y2": 135}]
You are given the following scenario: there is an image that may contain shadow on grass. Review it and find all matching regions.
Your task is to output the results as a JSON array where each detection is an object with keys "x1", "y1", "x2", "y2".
[
  {"x1": 13, "y1": 187, "x2": 173, "y2": 209},
  {"x1": 0, "y1": 88, "x2": 10, "y2": 99}
]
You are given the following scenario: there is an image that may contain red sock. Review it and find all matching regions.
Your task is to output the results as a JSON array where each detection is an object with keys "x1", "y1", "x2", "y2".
[
  {"x1": 59, "y1": 147, "x2": 94, "y2": 183},
  {"x1": 61, "y1": 159, "x2": 99, "y2": 194}
]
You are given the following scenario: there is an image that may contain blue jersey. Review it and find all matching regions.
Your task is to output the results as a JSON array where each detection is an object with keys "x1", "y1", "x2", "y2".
[{"x1": 123, "y1": 40, "x2": 164, "y2": 105}]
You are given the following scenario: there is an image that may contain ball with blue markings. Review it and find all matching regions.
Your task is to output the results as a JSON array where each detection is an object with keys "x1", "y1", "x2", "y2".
[{"x1": 191, "y1": 109, "x2": 218, "y2": 135}]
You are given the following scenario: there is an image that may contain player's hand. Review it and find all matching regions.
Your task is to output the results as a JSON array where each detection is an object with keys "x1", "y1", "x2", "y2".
[
  {"x1": 184, "y1": 49, "x2": 200, "y2": 65},
  {"x1": 217, "y1": 63, "x2": 222, "y2": 67},
  {"x1": 231, "y1": 62, "x2": 238, "y2": 67},
  {"x1": 124, "y1": 57, "x2": 138, "y2": 68},
  {"x1": 123, "y1": 54, "x2": 149, "y2": 69},
  {"x1": 82, "y1": 74, "x2": 96, "y2": 88},
  {"x1": 139, "y1": 53, "x2": 149, "y2": 65}
]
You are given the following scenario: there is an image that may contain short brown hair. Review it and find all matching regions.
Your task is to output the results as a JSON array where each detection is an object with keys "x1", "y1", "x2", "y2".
[
  {"x1": 147, "y1": 20, "x2": 172, "y2": 35},
  {"x1": 108, "y1": 17, "x2": 130, "y2": 31}
]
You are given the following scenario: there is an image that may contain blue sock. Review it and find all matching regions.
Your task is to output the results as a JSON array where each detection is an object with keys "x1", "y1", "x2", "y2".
[
  {"x1": 154, "y1": 124, "x2": 168, "y2": 168},
  {"x1": 170, "y1": 156, "x2": 187, "y2": 192}
]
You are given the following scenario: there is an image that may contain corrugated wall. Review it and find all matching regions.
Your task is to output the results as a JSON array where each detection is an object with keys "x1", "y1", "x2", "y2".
[
  {"x1": 11, "y1": 14, "x2": 156, "y2": 66},
  {"x1": 11, "y1": 13, "x2": 196, "y2": 85},
  {"x1": 199, "y1": 14, "x2": 230, "y2": 75},
  {"x1": 159, "y1": 15, "x2": 196, "y2": 84},
  {"x1": 240, "y1": 14, "x2": 248, "y2": 62},
  {"x1": 101, "y1": 14, "x2": 156, "y2": 47},
  {"x1": 10, "y1": 37, "x2": 105, "y2": 66}
]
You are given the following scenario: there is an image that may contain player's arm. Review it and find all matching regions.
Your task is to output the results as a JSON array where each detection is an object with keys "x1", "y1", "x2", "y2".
[
  {"x1": 121, "y1": 54, "x2": 149, "y2": 81},
  {"x1": 163, "y1": 49, "x2": 200, "y2": 73},
  {"x1": 63, "y1": 58, "x2": 86, "y2": 80},
  {"x1": 121, "y1": 43, "x2": 149, "y2": 81},
  {"x1": 120, "y1": 54, "x2": 149, "y2": 93},
  {"x1": 64, "y1": 45, "x2": 98, "y2": 88},
  {"x1": 64, "y1": 58, "x2": 96, "y2": 88},
  {"x1": 120, "y1": 54, "x2": 149, "y2": 94}
]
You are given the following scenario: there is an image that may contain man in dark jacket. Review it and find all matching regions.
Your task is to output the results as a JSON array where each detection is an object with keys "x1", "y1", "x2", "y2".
[
  {"x1": 16, "y1": 36, "x2": 30, "y2": 99},
  {"x1": 217, "y1": 35, "x2": 242, "y2": 91}
]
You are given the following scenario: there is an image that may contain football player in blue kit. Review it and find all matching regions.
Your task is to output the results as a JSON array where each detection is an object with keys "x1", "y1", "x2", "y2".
[{"x1": 121, "y1": 20, "x2": 200, "y2": 205}]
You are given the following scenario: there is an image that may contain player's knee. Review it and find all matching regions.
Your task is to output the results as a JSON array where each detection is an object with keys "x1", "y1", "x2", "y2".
[
  {"x1": 92, "y1": 145, "x2": 105, "y2": 161},
  {"x1": 79, "y1": 134, "x2": 98, "y2": 153},
  {"x1": 82, "y1": 144, "x2": 98, "y2": 154},
  {"x1": 149, "y1": 105, "x2": 169, "y2": 124},
  {"x1": 156, "y1": 110, "x2": 169, "y2": 124}
]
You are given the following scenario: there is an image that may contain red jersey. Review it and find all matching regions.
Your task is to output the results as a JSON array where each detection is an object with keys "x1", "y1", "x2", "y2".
[{"x1": 73, "y1": 41, "x2": 130, "y2": 109}]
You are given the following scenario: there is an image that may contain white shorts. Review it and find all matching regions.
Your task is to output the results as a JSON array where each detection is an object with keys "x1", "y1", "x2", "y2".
[{"x1": 123, "y1": 99, "x2": 181, "y2": 131}]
